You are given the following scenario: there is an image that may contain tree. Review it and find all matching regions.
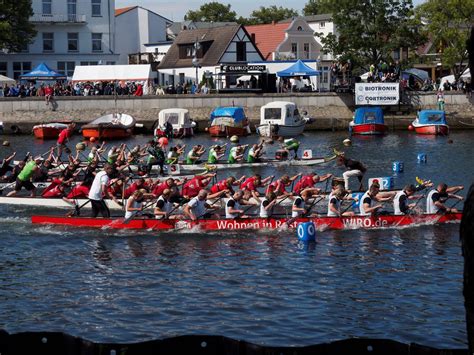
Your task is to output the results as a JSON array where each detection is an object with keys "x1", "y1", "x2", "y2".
[
  {"x1": 0, "y1": 0, "x2": 36, "y2": 52},
  {"x1": 185, "y1": 2, "x2": 237, "y2": 22},
  {"x1": 247, "y1": 6, "x2": 299, "y2": 25},
  {"x1": 303, "y1": 0, "x2": 322, "y2": 16},
  {"x1": 469, "y1": 26, "x2": 474, "y2": 82},
  {"x1": 318, "y1": 0, "x2": 425, "y2": 70},
  {"x1": 416, "y1": 0, "x2": 474, "y2": 80}
]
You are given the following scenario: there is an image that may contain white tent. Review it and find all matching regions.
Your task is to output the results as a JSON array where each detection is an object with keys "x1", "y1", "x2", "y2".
[
  {"x1": 72, "y1": 64, "x2": 152, "y2": 83},
  {"x1": 440, "y1": 68, "x2": 471, "y2": 89},
  {"x1": 0, "y1": 74, "x2": 15, "y2": 85}
]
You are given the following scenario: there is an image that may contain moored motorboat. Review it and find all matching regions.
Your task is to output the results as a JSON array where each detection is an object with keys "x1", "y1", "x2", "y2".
[
  {"x1": 410, "y1": 110, "x2": 449, "y2": 135},
  {"x1": 257, "y1": 101, "x2": 308, "y2": 137},
  {"x1": 349, "y1": 107, "x2": 388, "y2": 135},
  {"x1": 32, "y1": 213, "x2": 463, "y2": 231},
  {"x1": 33, "y1": 122, "x2": 69, "y2": 139},
  {"x1": 82, "y1": 113, "x2": 136, "y2": 140},
  {"x1": 153, "y1": 108, "x2": 194, "y2": 138},
  {"x1": 208, "y1": 107, "x2": 250, "y2": 137}
]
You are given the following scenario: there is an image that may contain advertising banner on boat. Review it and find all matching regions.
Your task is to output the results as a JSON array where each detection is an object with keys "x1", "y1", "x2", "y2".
[{"x1": 355, "y1": 83, "x2": 400, "y2": 105}]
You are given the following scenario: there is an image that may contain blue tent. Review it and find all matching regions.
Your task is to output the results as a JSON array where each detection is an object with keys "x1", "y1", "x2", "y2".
[
  {"x1": 354, "y1": 107, "x2": 384, "y2": 124},
  {"x1": 210, "y1": 107, "x2": 246, "y2": 123},
  {"x1": 277, "y1": 60, "x2": 321, "y2": 77},
  {"x1": 417, "y1": 110, "x2": 447, "y2": 125},
  {"x1": 20, "y1": 62, "x2": 67, "y2": 80}
]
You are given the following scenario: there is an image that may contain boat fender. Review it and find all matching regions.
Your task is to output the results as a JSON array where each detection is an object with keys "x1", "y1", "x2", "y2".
[
  {"x1": 417, "y1": 153, "x2": 427, "y2": 163},
  {"x1": 297, "y1": 222, "x2": 316, "y2": 242},
  {"x1": 392, "y1": 161, "x2": 404, "y2": 173},
  {"x1": 10, "y1": 125, "x2": 21, "y2": 134}
]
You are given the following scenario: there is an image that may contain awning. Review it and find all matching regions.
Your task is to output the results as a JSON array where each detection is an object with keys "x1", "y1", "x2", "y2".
[
  {"x1": 71, "y1": 64, "x2": 152, "y2": 82},
  {"x1": 0, "y1": 74, "x2": 15, "y2": 84},
  {"x1": 20, "y1": 62, "x2": 67, "y2": 80},
  {"x1": 277, "y1": 60, "x2": 321, "y2": 77}
]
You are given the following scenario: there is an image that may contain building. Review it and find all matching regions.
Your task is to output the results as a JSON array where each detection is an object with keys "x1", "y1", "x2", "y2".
[
  {"x1": 157, "y1": 24, "x2": 264, "y2": 88},
  {"x1": 245, "y1": 17, "x2": 322, "y2": 61},
  {"x1": 115, "y1": 6, "x2": 172, "y2": 64},
  {"x1": 0, "y1": 0, "x2": 119, "y2": 80},
  {"x1": 166, "y1": 21, "x2": 238, "y2": 40}
]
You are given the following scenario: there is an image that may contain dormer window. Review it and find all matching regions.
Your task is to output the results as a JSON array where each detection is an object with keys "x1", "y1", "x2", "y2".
[
  {"x1": 297, "y1": 26, "x2": 303, "y2": 31},
  {"x1": 320, "y1": 22, "x2": 325, "y2": 28}
]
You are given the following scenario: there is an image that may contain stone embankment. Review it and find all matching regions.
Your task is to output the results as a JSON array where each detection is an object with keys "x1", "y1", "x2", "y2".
[{"x1": 0, "y1": 92, "x2": 472, "y2": 133}]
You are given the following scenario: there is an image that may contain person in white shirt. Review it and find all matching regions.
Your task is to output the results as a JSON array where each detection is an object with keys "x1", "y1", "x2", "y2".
[
  {"x1": 426, "y1": 183, "x2": 464, "y2": 214},
  {"x1": 259, "y1": 192, "x2": 278, "y2": 218},
  {"x1": 88, "y1": 164, "x2": 115, "y2": 218},
  {"x1": 225, "y1": 190, "x2": 255, "y2": 219},
  {"x1": 124, "y1": 190, "x2": 145, "y2": 219},
  {"x1": 327, "y1": 186, "x2": 356, "y2": 217},
  {"x1": 183, "y1": 189, "x2": 219, "y2": 220},
  {"x1": 359, "y1": 182, "x2": 393, "y2": 216}
]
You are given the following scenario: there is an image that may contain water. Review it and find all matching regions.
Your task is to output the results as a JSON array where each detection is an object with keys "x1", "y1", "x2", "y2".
[{"x1": 0, "y1": 130, "x2": 472, "y2": 348}]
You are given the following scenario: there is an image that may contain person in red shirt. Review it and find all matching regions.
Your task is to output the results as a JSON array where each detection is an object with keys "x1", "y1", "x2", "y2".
[
  {"x1": 210, "y1": 176, "x2": 245, "y2": 197},
  {"x1": 265, "y1": 174, "x2": 301, "y2": 197},
  {"x1": 56, "y1": 123, "x2": 76, "y2": 159},
  {"x1": 44, "y1": 85, "x2": 53, "y2": 105},
  {"x1": 152, "y1": 177, "x2": 186, "y2": 197},
  {"x1": 240, "y1": 174, "x2": 274, "y2": 200},
  {"x1": 124, "y1": 178, "x2": 146, "y2": 198},
  {"x1": 293, "y1": 172, "x2": 333, "y2": 196},
  {"x1": 182, "y1": 173, "x2": 224, "y2": 199}
]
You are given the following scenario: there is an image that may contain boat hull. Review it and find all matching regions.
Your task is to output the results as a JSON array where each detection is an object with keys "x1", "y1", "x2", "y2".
[
  {"x1": 32, "y1": 213, "x2": 462, "y2": 231},
  {"x1": 257, "y1": 122, "x2": 306, "y2": 137},
  {"x1": 82, "y1": 127, "x2": 133, "y2": 140},
  {"x1": 33, "y1": 123, "x2": 69, "y2": 139},
  {"x1": 208, "y1": 125, "x2": 249, "y2": 137},
  {"x1": 154, "y1": 127, "x2": 194, "y2": 138},
  {"x1": 350, "y1": 123, "x2": 388, "y2": 135},
  {"x1": 413, "y1": 124, "x2": 449, "y2": 135}
]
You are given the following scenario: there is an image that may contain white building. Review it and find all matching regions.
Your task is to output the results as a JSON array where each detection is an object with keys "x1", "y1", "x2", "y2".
[
  {"x1": 115, "y1": 6, "x2": 172, "y2": 64},
  {"x1": 0, "y1": 0, "x2": 119, "y2": 80}
]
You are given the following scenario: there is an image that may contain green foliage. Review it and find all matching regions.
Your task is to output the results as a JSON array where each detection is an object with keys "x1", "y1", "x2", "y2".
[
  {"x1": 416, "y1": 0, "x2": 474, "y2": 79},
  {"x1": 246, "y1": 6, "x2": 299, "y2": 25},
  {"x1": 303, "y1": 0, "x2": 322, "y2": 16},
  {"x1": 0, "y1": 0, "x2": 36, "y2": 52},
  {"x1": 469, "y1": 26, "x2": 474, "y2": 78},
  {"x1": 318, "y1": 0, "x2": 425, "y2": 70},
  {"x1": 185, "y1": 2, "x2": 237, "y2": 22}
]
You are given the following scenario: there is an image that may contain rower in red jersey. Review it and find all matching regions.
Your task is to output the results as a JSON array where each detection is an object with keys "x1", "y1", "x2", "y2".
[
  {"x1": 210, "y1": 175, "x2": 245, "y2": 197},
  {"x1": 182, "y1": 173, "x2": 219, "y2": 199},
  {"x1": 265, "y1": 174, "x2": 301, "y2": 197},
  {"x1": 293, "y1": 172, "x2": 333, "y2": 195},
  {"x1": 240, "y1": 174, "x2": 274, "y2": 200},
  {"x1": 152, "y1": 177, "x2": 185, "y2": 197}
]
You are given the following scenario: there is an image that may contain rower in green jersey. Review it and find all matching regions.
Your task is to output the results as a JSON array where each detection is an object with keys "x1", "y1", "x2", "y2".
[
  {"x1": 228, "y1": 144, "x2": 247, "y2": 164},
  {"x1": 7, "y1": 156, "x2": 42, "y2": 197},
  {"x1": 207, "y1": 144, "x2": 226, "y2": 164},
  {"x1": 281, "y1": 137, "x2": 300, "y2": 159},
  {"x1": 186, "y1": 145, "x2": 206, "y2": 165},
  {"x1": 247, "y1": 141, "x2": 264, "y2": 163}
]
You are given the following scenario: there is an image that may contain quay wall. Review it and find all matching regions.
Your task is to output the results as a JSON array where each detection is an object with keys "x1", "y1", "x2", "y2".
[{"x1": 0, "y1": 92, "x2": 472, "y2": 133}]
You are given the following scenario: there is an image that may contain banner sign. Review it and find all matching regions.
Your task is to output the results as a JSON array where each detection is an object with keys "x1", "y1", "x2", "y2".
[
  {"x1": 220, "y1": 64, "x2": 266, "y2": 72},
  {"x1": 355, "y1": 83, "x2": 400, "y2": 105}
]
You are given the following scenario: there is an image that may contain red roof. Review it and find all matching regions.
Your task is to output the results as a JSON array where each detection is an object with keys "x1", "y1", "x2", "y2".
[
  {"x1": 115, "y1": 6, "x2": 137, "y2": 17},
  {"x1": 245, "y1": 23, "x2": 289, "y2": 60}
]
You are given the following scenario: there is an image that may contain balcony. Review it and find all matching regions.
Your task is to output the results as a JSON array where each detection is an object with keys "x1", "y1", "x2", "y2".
[{"x1": 30, "y1": 14, "x2": 87, "y2": 24}]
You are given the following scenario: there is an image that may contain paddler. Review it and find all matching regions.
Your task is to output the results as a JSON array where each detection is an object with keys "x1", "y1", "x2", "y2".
[
  {"x1": 259, "y1": 192, "x2": 278, "y2": 218},
  {"x1": 183, "y1": 189, "x2": 219, "y2": 220},
  {"x1": 207, "y1": 144, "x2": 226, "y2": 164},
  {"x1": 359, "y1": 181, "x2": 393, "y2": 216},
  {"x1": 426, "y1": 183, "x2": 464, "y2": 214},
  {"x1": 210, "y1": 175, "x2": 246, "y2": 197},
  {"x1": 336, "y1": 152, "x2": 367, "y2": 191},
  {"x1": 327, "y1": 185, "x2": 356, "y2": 217},
  {"x1": 291, "y1": 190, "x2": 315, "y2": 218},
  {"x1": 228, "y1": 144, "x2": 248, "y2": 164},
  {"x1": 152, "y1": 177, "x2": 185, "y2": 197},
  {"x1": 7, "y1": 156, "x2": 42, "y2": 197},
  {"x1": 225, "y1": 190, "x2": 256, "y2": 219},
  {"x1": 247, "y1": 141, "x2": 264, "y2": 163},
  {"x1": 186, "y1": 145, "x2": 206, "y2": 165},
  {"x1": 154, "y1": 189, "x2": 183, "y2": 219},
  {"x1": 56, "y1": 122, "x2": 75, "y2": 159},
  {"x1": 240, "y1": 174, "x2": 274, "y2": 200},
  {"x1": 393, "y1": 184, "x2": 422, "y2": 215},
  {"x1": 146, "y1": 140, "x2": 166, "y2": 175},
  {"x1": 88, "y1": 163, "x2": 116, "y2": 218},
  {"x1": 280, "y1": 137, "x2": 300, "y2": 159},
  {"x1": 166, "y1": 144, "x2": 186, "y2": 164},
  {"x1": 0, "y1": 151, "x2": 16, "y2": 181},
  {"x1": 293, "y1": 172, "x2": 333, "y2": 196},
  {"x1": 182, "y1": 173, "x2": 222, "y2": 199},
  {"x1": 124, "y1": 189, "x2": 146, "y2": 219},
  {"x1": 266, "y1": 174, "x2": 301, "y2": 197}
]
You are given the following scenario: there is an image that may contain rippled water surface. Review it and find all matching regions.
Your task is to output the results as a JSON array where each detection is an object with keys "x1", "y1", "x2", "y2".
[{"x1": 0, "y1": 130, "x2": 472, "y2": 348}]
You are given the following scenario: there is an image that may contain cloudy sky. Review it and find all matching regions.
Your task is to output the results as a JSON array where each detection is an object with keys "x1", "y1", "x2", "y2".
[{"x1": 116, "y1": 0, "x2": 425, "y2": 21}]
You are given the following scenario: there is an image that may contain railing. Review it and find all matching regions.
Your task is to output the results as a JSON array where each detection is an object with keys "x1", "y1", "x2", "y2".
[{"x1": 29, "y1": 14, "x2": 87, "y2": 24}]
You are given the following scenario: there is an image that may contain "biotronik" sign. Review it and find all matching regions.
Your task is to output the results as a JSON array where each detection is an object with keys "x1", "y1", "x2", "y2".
[{"x1": 355, "y1": 83, "x2": 400, "y2": 105}]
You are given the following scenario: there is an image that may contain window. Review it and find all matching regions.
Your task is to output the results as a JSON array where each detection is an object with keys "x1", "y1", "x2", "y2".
[
  {"x1": 106, "y1": 61, "x2": 115, "y2": 65},
  {"x1": 68, "y1": 33, "x2": 79, "y2": 51},
  {"x1": 42, "y1": 0, "x2": 52, "y2": 15},
  {"x1": 303, "y1": 43, "x2": 310, "y2": 59},
  {"x1": 43, "y1": 32, "x2": 54, "y2": 52},
  {"x1": 291, "y1": 43, "x2": 297, "y2": 57},
  {"x1": 57, "y1": 61, "x2": 75, "y2": 77},
  {"x1": 179, "y1": 73, "x2": 185, "y2": 84},
  {"x1": 92, "y1": 0, "x2": 101, "y2": 16},
  {"x1": 12, "y1": 62, "x2": 31, "y2": 80},
  {"x1": 320, "y1": 21, "x2": 325, "y2": 28},
  {"x1": 19, "y1": 42, "x2": 29, "y2": 53},
  {"x1": 0, "y1": 62, "x2": 7, "y2": 76},
  {"x1": 297, "y1": 26, "x2": 303, "y2": 31},
  {"x1": 92, "y1": 33, "x2": 102, "y2": 52},
  {"x1": 236, "y1": 41, "x2": 247, "y2": 62},
  {"x1": 322, "y1": 66, "x2": 329, "y2": 84},
  {"x1": 168, "y1": 75, "x2": 175, "y2": 86},
  {"x1": 67, "y1": 0, "x2": 77, "y2": 20},
  {"x1": 80, "y1": 61, "x2": 99, "y2": 65}
]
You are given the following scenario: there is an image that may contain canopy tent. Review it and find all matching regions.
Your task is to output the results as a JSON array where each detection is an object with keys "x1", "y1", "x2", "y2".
[
  {"x1": 0, "y1": 74, "x2": 15, "y2": 85},
  {"x1": 354, "y1": 107, "x2": 384, "y2": 125},
  {"x1": 440, "y1": 68, "x2": 471, "y2": 88},
  {"x1": 277, "y1": 60, "x2": 321, "y2": 77},
  {"x1": 417, "y1": 110, "x2": 447, "y2": 125},
  {"x1": 401, "y1": 68, "x2": 430, "y2": 82},
  {"x1": 210, "y1": 107, "x2": 246, "y2": 123},
  {"x1": 71, "y1": 64, "x2": 152, "y2": 82},
  {"x1": 20, "y1": 62, "x2": 66, "y2": 80}
]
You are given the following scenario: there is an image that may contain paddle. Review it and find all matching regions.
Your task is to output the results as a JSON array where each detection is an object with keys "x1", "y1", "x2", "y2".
[
  {"x1": 66, "y1": 199, "x2": 91, "y2": 217},
  {"x1": 123, "y1": 199, "x2": 157, "y2": 224},
  {"x1": 284, "y1": 195, "x2": 325, "y2": 226}
]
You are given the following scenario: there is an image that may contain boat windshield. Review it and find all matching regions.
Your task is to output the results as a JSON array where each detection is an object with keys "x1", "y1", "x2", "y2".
[
  {"x1": 264, "y1": 108, "x2": 281, "y2": 120},
  {"x1": 164, "y1": 113, "x2": 179, "y2": 125}
]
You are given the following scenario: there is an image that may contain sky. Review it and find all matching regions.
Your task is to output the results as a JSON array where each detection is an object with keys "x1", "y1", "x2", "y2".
[{"x1": 116, "y1": 0, "x2": 426, "y2": 22}]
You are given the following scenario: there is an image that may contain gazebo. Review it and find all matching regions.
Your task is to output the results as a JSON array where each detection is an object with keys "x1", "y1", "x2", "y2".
[
  {"x1": 276, "y1": 60, "x2": 321, "y2": 92},
  {"x1": 20, "y1": 62, "x2": 67, "y2": 80}
]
